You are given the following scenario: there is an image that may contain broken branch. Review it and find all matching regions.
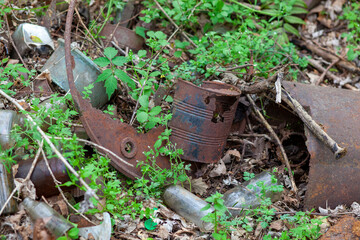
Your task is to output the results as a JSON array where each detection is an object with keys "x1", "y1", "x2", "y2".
[
  {"x1": 246, "y1": 94, "x2": 298, "y2": 193},
  {"x1": 280, "y1": 89, "x2": 347, "y2": 159}
]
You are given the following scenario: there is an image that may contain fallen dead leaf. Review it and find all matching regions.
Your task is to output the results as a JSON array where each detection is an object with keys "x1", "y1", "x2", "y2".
[
  {"x1": 33, "y1": 218, "x2": 55, "y2": 240},
  {"x1": 189, "y1": 177, "x2": 208, "y2": 195},
  {"x1": 209, "y1": 160, "x2": 226, "y2": 178},
  {"x1": 14, "y1": 178, "x2": 36, "y2": 200},
  {"x1": 270, "y1": 219, "x2": 284, "y2": 231},
  {"x1": 222, "y1": 149, "x2": 241, "y2": 164},
  {"x1": 5, "y1": 209, "x2": 33, "y2": 240}
]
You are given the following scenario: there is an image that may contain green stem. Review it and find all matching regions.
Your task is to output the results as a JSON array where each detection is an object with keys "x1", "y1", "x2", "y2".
[
  {"x1": 0, "y1": 1, "x2": 67, "y2": 12},
  {"x1": 227, "y1": 0, "x2": 276, "y2": 17}
]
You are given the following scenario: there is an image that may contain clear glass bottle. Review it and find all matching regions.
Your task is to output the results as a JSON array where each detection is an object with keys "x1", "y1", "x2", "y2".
[
  {"x1": 163, "y1": 185, "x2": 214, "y2": 231},
  {"x1": 0, "y1": 163, "x2": 17, "y2": 215},
  {"x1": 222, "y1": 171, "x2": 282, "y2": 217},
  {"x1": 0, "y1": 110, "x2": 23, "y2": 150},
  {"x1": 22, "y1": 198, "x2": 73, "y2": 238}
]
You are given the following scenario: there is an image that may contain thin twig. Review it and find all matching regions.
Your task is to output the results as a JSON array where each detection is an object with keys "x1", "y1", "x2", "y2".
[
  {"x1": 153, "y1": 0, "x2": 197, "y2": 47},
  {"x1": 0, "y1": 140, "x2": 44, "y2": 216},
  {"x1": 4, "y1": 13, "x2": 29, "y2": 70},
  {"x1": 222, "y1": 64, "x2": 254, "y2": 72},
  {"x1": 280, "y1": 89, "x2": 347, "y2": 159},
  {"x1": 50, "y1": 136, "x2": 133, "y2": 167},
  {"x1": 0, "y1": 88, "x2": 99, "y2": 201},
  {"x1": 315, "y1": 59, "x2": 339, "y2": 85},
  {"x1": 40, "y1": 149, "x2": 96, "y2": 224},
  {"x1": 246, "y1": 94, "x2": 298, "y2": 193},
  {"x1": 74, "y1": 7, "x2": 105, "y2": 56},
  {"x1": 111, "y1": 41, "x2": 127, "y2": 56}
]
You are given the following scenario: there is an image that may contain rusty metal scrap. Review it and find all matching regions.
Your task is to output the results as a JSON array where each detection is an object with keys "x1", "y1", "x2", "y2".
[
  {"x1": 319, "y1": 216, "x2": 360, "y2": 240},
  {"x1": 64, "y1": 7, "x2": 170, "y2": 179},
  {"x1": 283, "y1": 81, "x2": 360, "y2": 209},
  {"x1": 169, "y1": 80, "x2": 241, "y2": 163},
  {"x1": 100, "y1": 24, "x2": 144, "y2": 52}
]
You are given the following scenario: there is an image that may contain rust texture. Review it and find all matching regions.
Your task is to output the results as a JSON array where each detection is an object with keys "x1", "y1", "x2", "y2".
[
  {"x1": 100, "y1": 24, "x2": 144, "y2": 52},
  {"x1": 65, "y1": 58, "x2": 171, "y2": 179},
  {"x1": 283, "y1": 81, "x2": 360, "y2": 209},
  {"x1": 16, "y1": 157, "x2": 74, "y2": 197},
  {"x1": 64, "y1": 4, "x2": 170, "y2": 179},
  {"x1": 319, "y1": 216, "x2": 360, "y2": 240},
  {"x1": 169, "y1": 80, "x2": 241, "y2": 163}
]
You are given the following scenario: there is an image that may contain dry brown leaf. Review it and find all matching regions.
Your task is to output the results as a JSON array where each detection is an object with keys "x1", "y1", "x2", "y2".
[
  {"x1": 14, "y1": 178, "x2": 36, "y2": 200},
  {"x1": 155, "y1": 225, "x2": 170, "y2": 239},
  {"x1": 5, "y1": 209, "x2": 33, "y2": 240},
  {"x1": 33, "y1": 218, "x2": 56, "y2": 240},
  {"x1": 190, "y1": 177, "x2": 208, "y2": 195},
  {"x1": 270, "y1": 220, "x2": 284, "y2": 231},
  {"x1": 209, "y1": 160, "x2": 226, "y2": 178},
  {"x1": 222, "y1": 149, "x2": 241, "y2": 164}
]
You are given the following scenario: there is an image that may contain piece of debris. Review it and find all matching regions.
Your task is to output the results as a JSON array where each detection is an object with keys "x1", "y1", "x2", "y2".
[
  {"x1": 319, "y1": 216, "x2": 360, "y2": 240},
  {"x1": 283, "y1": 81, "x2": 360, "y2": 209},
  {"x1": 223, "y1": 171, "x2": 282, "y2": 217},
  {"x1": 41, "y1": 39, "x2": 108, "y2": 108},
  {"x1": 100, "y1": 24, "x2": 144, "y2": 52},
  {"x1": 169, "y1": 80, "x2": 241, "y2": 163},
  {"x1": 163, "y1": 185, "x2": 214, "y2": 232},
  {"x1": 12, "y1": 23, "x2": 54, "y2": 57},
  {"x1": 22, "y1": 198, "x2": 73, "y2": 238},
  {"x1": 0, "y1": 162, "x2": 18, "y2": 215},
  {"x1": 78, "y1": 212, "x2": 112, "y2": 240}
]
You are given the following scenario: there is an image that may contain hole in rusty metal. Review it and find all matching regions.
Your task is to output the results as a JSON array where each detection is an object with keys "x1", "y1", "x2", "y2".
[
  {"x1": 120, "y1": 137, "x2": 137, "y2": 159},
  {"x1": 125, "y1": 142, "x2": 133, "y2": 153},
  {"x1": 211, "y1": 111, "x2": 224, "y2": 123},
  {"x1": 204, "y1": 97, "x2": 210, "y2": 104}
]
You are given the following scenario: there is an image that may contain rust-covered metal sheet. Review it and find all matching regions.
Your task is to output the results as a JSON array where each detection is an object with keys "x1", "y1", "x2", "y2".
[
  {"x1": 319, "y1": 216, "x2": 360, "y2": 240},
  {"x1": 283, "y1": 81, "x2": 360, "y2": 209},
  {"x1": 65, "y1": 41, "x2": 170, "y2": 180},
  {"x1": 169, "y1": 80, "x2": 241, "y2": 163},
  {"x1": 100, "y1": 24, "x2": 144, "y2": 52}
]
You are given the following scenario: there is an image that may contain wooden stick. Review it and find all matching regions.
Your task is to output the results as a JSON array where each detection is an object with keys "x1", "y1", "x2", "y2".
[
  {"x1": 280, "y1": 89, "x2": 347, "y2": 159},
  {"x1": 4, "y1": 13, "x2": 29, "y2": 70},
  {"x1": 315, "y1": 59, "x2": 339, "y2": 85},
  {"x1": 297, "y1": 40, "x2": 360, "y2": 74},
  {"x1": 246, "y1": 94, "x2": 298, "y2": 193},
  {"x1": 153, "y1": 0, "x2": 197, "y2": 47}
]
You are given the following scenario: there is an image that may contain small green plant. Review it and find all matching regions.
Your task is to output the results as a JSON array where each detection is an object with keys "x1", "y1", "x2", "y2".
[
  {"x1": 341, "y1": 1, "x2": 360, "y2": 60},
  {"x1": 264, "y1": 212, "x2": 323, "y2": 239},
  {"x1": 201, "y1": 192, "x2": 229, "y2": 240},
  {"x1": 89, "y1": 0, "x2": 126, "y2": 39},
  {"x1": 135, "y1": 128, "x2": 191, "y2": 198},
  {"x1": 201, "y1": 172, "x2": 322, "y2": 239},
  {"x1": 0, "y1": 59, "x2": 34, "y2": 95},
  {"x1": 56, "y1": 226, "x2": 79, "y2": 240},
  {"x1": 94, "y1": 47, "x2": 134, "y2": 99}
]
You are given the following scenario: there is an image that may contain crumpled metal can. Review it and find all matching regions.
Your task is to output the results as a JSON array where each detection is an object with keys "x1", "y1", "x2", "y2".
[
  {"x1": 41, "y1": 38, "x2": 108, "y2": 108},
  {"x1": 12, "y1": 23, "x2": 54, "y2": 56}
]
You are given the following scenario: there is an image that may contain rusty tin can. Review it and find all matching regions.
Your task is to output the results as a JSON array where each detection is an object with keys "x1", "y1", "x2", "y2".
[{"x1": 169, "y1": 80, "x2": 241, "y2": 163}]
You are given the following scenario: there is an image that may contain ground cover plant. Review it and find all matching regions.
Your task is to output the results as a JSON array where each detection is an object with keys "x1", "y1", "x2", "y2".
[{"x1": 1, "y1": 0, "x2": 360, "y2": 239}]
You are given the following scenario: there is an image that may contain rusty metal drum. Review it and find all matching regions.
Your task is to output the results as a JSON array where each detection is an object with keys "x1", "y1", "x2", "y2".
[{"x1": 169, "y1": 80, "x2": 241, "y2": 163}]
